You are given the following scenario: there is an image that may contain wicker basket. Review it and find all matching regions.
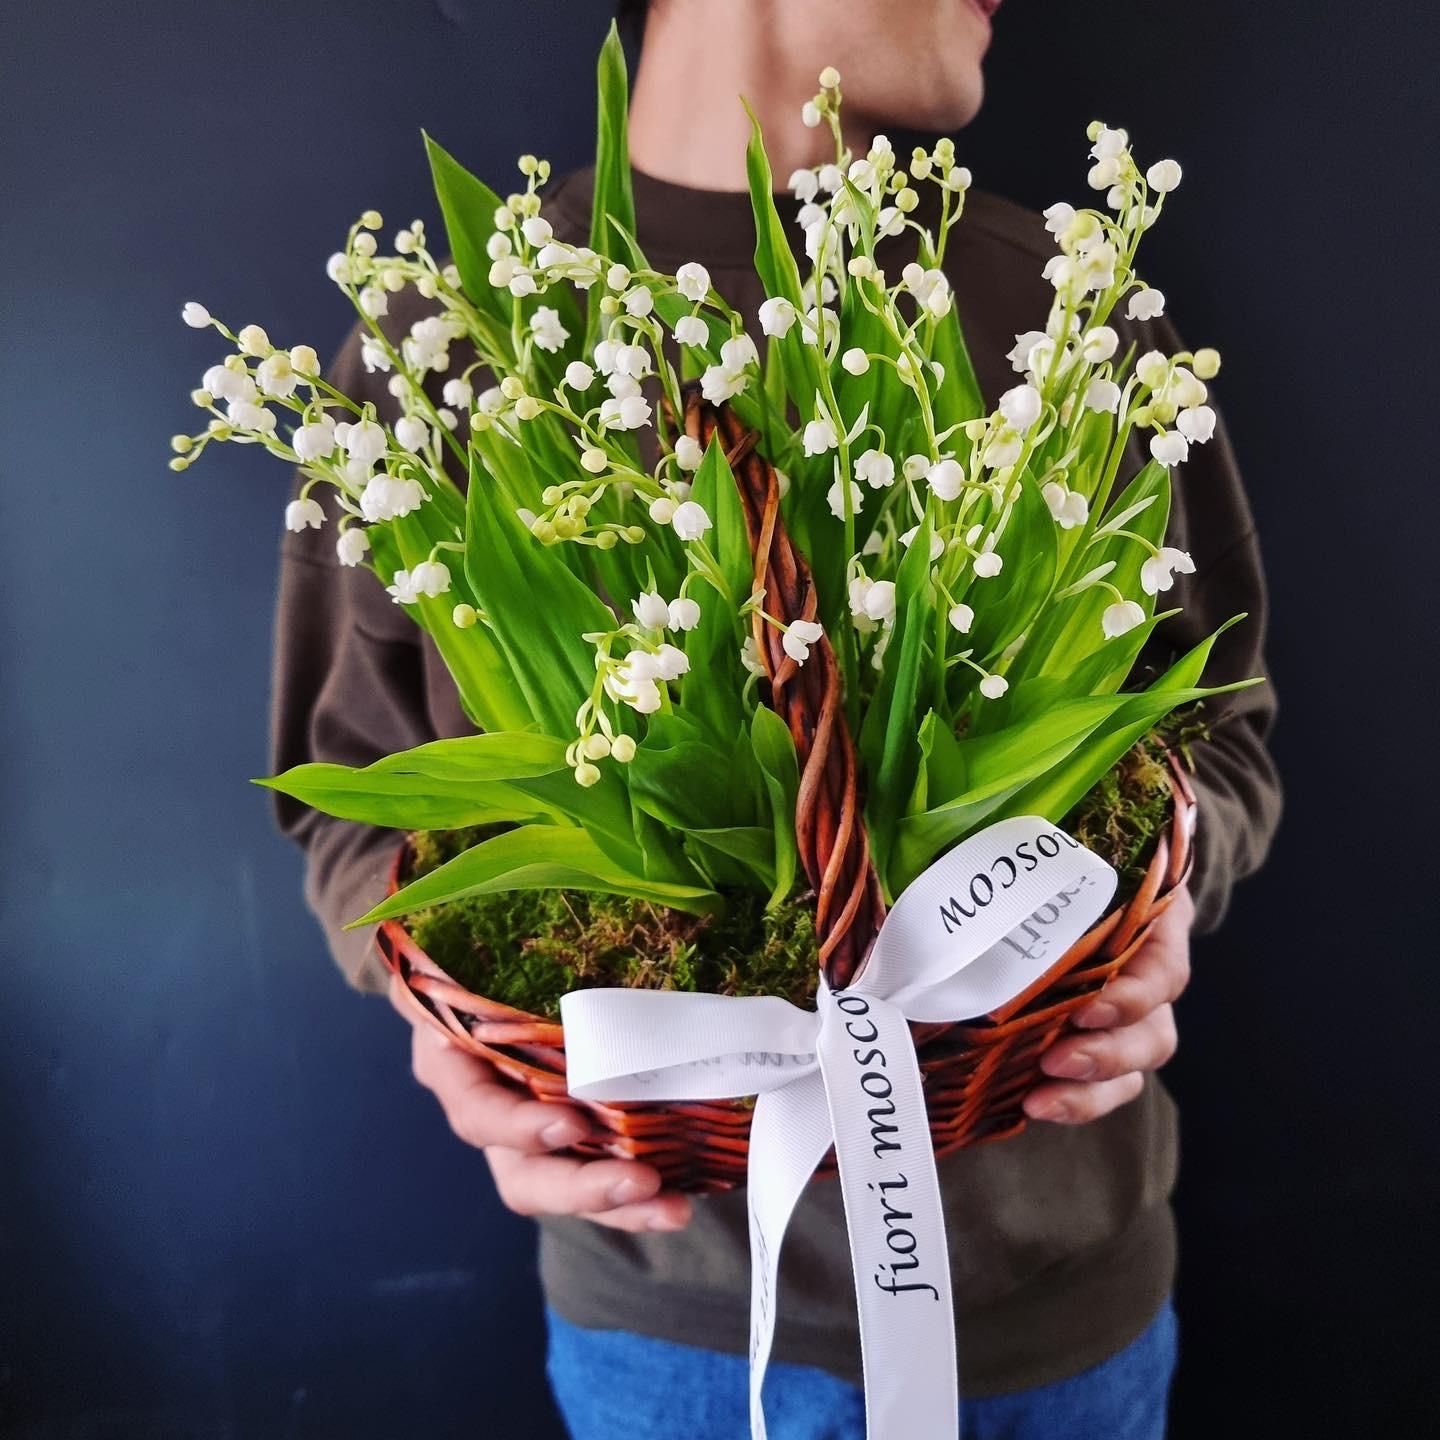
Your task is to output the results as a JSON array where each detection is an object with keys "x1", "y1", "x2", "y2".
[{"x1": 378, "y1": 394, "x2": 1198, "y2": 1193}]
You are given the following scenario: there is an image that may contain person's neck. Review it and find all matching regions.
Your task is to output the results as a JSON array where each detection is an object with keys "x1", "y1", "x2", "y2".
[{"x1": 627, "y1": 7, "x2": 868, "y2": 191}]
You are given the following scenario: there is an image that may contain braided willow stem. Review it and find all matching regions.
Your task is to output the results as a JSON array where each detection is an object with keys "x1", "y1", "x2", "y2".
[{"x1": 682, "y1": 390, "x2": 885, "y2": 988}]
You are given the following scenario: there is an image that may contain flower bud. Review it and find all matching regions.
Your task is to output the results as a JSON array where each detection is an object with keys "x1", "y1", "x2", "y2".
[
  {"x1": 610, "y1": 734, "x2": 637, "y2": 764},
  {"x1": 500, "y1": 375, "x2": 525, "y2": 400},
  {"x1": 515, "y1": 396, "x2": 541, "y2": 421},
  {"x1": 181, "y1": 301, "x2": 211, "y2": 328},
  {"x1": 451, "y1": 603, "x2": 478, "y2": 629},
  {"x1": 1192, "y1": 348, "x2": 1222, "y2": 380},
  {"x1": 360, "y1": 209, "x2": 383, "y2": 230},
  {"x1": 352, "y1": 232, "x2": 377, "y2": 258},
  {"x1": 236, "y1": 324, "x2": 271, "y2": 357},
  {"x1": 574, "y1": 762, "x2": 602, "y2": 787},
  {"x1": 581, "y1": 448, "x2": 607, "y2": 474},
  {"x1": 582, "y1": 733, "x2": 611, "y2": 760},
  {"x1": 171, "y1": 434, "x2": 194, "y2": 453}
]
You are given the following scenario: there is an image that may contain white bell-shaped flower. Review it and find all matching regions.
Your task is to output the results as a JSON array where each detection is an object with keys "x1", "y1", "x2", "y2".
[
  {"x1": 668, "y1": 597, "x2": 702, "y2": 631},
  {"x1": 675, "y1": 262, "x2": 711, "y2": 302},
  {"x1": 1102, "y1": 599, "x2": 1146, "y2": 637},
  {"x1": 531, "y1": 306, "x2": 570, "y2": 353},
  {"x1": 1176, "y1": 405, "x2": 1216, "y2": 444},
  {"x1": 670, "y1": 500, "x2": 712, "y2": 541},
  {"x1": 1126, "y1": 288, "x2": 1167, "y2": 321},
  {"x1": 285, "y1": 497, "x2": 324, "y2": 533},
  {"x1": 758, "y1": 296, "x2": 797, "y2": 338},
  {"x1": 803, "y1": 416, "x2": 838, "y2": 455},
  {"x1": 1140, "y1": 547, "x2": 1196, "y2": 595},
  {"x1": 783, "y1": 619, "x2": 824, "y2": 665},
  {"x1": 999, "y1": 383, "x2": 1043, "y2": 433},
  {"x1": 947, "y1": 603, "x2": 974, "y2": 634},
  {"x1": 633, "y1": 591, "x2": 671, "y2": 629},
  {"x1": 1149, "y1": 430, "x2": 1190, "y2": 468},
  {"x1": 673, "y1": 315, "x2": 707, "y2": 347},
  {"x1": 335, "y1": 527, "x2": 370, "y2": 567},
  {"x1": 855, "y1": 449, "x2": 895, "y2": 489}
]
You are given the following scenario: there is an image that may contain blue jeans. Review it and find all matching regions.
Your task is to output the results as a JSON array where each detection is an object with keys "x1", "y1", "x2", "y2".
[{"x1": 547, "y1": 1298, "x2": 1176, "y2": 1439}]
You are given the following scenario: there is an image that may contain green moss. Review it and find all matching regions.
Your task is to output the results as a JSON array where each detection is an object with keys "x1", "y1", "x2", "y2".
[
  {"x1": 407, "y1": 830, "x2": 818, "y2": 1018},
  {"x1": 406, "y1": 723, "x2": 1200, "y2": 1017}
]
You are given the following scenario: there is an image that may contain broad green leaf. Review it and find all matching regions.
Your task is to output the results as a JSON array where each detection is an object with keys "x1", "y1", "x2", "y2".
[
  {"x1": 750, "y1": 704, "x2": 799, "y2": 906},
  {"x1": 423, "y1": 133, "x2": 513, "y2": 348},
  {"x1": 257, "y1": 732, "x2": 570, "y2": 828},
  {"x1": 1014, "y1": 460, "x2": 1171, "y2": 686},
  {"x1": 370, "y1": 504, "x2": 532, "y2": 733},
  {"x1": 961, "y1": 467, "x2": 1058, "y2": 665},
  {"x1": 890, "y1": 692, "x2": 1132, "y2": 890},
  {"x1": 743, "y1": 103, "x2": 820, "y2": 414},
  {"x1": 863, "y1": 508, "x2": 935, "y2": 880},
  {"x1": 680, "y1": 437, "x2": 753, "y2": 737},
  {"x1": 463, "y1": 448, "x2": 615, "y2": 739},
  {"x1": 587, "y1": 22, "x2": 636, "y2": 344},
  {"x1": 351, "y1": 823, "x2": 721, "y2": 926},
  {"x1": 993, "y1": 618, "x2": 1257, "y2": 826}
]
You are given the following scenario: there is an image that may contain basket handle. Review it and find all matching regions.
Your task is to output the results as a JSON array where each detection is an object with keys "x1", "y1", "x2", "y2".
[{"x1": 683, "y1": 390, "x2": 885, "y2": 989}]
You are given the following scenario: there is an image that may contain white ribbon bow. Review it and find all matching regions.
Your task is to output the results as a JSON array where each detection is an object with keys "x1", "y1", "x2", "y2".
[{"x1": 562, "y1": 815, "x2": 1118, "y2": 1439}]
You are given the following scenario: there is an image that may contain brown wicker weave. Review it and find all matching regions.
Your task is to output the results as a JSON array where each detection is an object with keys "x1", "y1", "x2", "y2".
[{"x1": 377, "y1": 396, "x2": 1198, "y2": 1194}]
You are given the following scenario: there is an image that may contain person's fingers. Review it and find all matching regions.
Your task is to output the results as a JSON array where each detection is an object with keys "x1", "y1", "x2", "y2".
[
  {"x1": 1073, "y1": 890, "x2": 1194, "y2": 1031},
  {"x1": 486, "y1": 1147, "x2": 687, "y2": 1228},
  {"x1": 411, "y1": 1025, "x2": 592, "y2": 1154},
  {"x1": 1039, "y1": 1004, "x2": 1178, "y2": 1083},
  {"x1": 579, "y1": 1191, "x2": 696, "y2": 1233},
  {"x1": 1023, "y1": 1069, "x2": 1145, "y2": 1125}
]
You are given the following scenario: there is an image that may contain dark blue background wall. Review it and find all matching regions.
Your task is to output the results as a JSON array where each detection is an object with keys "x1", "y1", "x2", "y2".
[{"x1": 2, "y1": 3, "x2": 1434, "y2": 1437}]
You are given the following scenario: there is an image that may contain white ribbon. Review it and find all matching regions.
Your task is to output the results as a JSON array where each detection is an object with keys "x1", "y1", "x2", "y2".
[{"x1": 562, "y1": 816, "x2": 1118, "y2": 1439}]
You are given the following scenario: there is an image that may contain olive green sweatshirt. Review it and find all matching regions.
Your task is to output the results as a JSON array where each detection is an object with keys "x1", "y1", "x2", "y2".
[{"x1": 270, "y1": 167, "x2": 1280, "y2": 1395}]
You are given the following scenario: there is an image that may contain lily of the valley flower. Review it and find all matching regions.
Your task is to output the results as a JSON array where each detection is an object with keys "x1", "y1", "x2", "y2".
[
  {"x1": 675, "y1": 262, "x2": 711, "y2": 302},
  {"x1": 758, "y1": 296, "x2": 797, "y2": 337},
  {"x1": 1102, "y1": 599, "x2": 1147, "y2": 637},
  {"x1": 1084, "y1": 377, "x2": 1122, "y2": 414},
  {"x1": 285, "y1": 497, "x2": 324, "y2": 532},
  {"x1": 827, "y1": 478, "x2": 864, "y2": 518},
  {"x1": 1140, "y1": 546, "x2": 1196, "y2": 595},
  {"x1": 531, "y1": 306, "x2": 570, "y2": 353},
  {"x1": 855, "y1": 448, "x2": 895, "y2": 489},
  {"x1": 978, "y1": 674, "x2": 1009, "y2": 700},
  {"x1": 336, "y1": 527, "x2": 370, "y2": 567},
  {"x1": 674, "y1": 435, "x2": 704, "y2": 472},
  {"x1": 670, "y1": 500, "x2": 713, "y2": 542},
  {"x1": 673, "y1": 315, "x2": 707, "y2": 346},
  {"x1": 1149, "y1": 430, "x2": 1189, "y2": 467},
  {"x1": 947, "y1": 603, "x2": 974, "y2": 634},
  {"x1": 783, "y1": 618, "x2": 825, "y2": 665},
  {"x1": 1126, "y1": 287, "x2": 1167, "y2": 321},
  {"x1": 633, "y1": 590, "x2": 670, "y2": 628},
  {"x1": 668, "y1": 596, "x2": 702, "y2": 631},
  {"x1": 999, "y1": 383, "x2": 1043, "y2": 433},
  {"x1": 803, "y1": 415, "x2": 838, "y2": 455},
  {"x1": 1042, "y1": 481, "x2": 1090, "y2": 530},
  {"x1": 926, "y1": 458, "x2": 964, "y2": 501},
  {"x1": 1176, "y1": 404, "x2": 1216, "y2": 444},
  {"x1": 394, "y1": 415, "x2": 430, "y2": 452},
  {"x1": 293, "y1": 418, "x2": 337, "y2": 461}
]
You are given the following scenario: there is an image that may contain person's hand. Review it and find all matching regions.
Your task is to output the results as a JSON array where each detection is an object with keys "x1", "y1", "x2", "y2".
[
  {"x1": 391, "y1": 975, "x2": 693, "y2": 1233},
  {"x1": 1023, "y1": 884, "x2": 1193, "y2": 1126}
]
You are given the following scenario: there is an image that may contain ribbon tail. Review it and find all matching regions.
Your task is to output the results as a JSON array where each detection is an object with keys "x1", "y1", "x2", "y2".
[
  {"x1": 818, "y1": 992, "x2": 959, "y2": 1439},
  {"x1": 746, "y1": 1073, "x2": 834, "y2": 1440}
]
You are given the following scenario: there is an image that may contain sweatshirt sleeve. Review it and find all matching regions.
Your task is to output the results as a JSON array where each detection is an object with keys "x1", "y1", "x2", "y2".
[
  {"x1": 268, "y1": 323, "x2": 436, "y2": 993},
  {"x1": 1128, "y1": 320, "x2": 1282, "y2": 935}
]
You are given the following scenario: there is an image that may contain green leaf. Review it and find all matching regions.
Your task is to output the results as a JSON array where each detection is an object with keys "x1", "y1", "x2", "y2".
[
  {"x1": 370, "y1": 505, "x2": 533, "y2": 733},
  {"x1": 993, "y1": 618, "x2": 1258, "y2": 825},
  {"x1": 862, "y1": 507, "x2": 935, "y2": 879},
  {"x1": 961, "y1": 467, "x2": 1058, "y2": 665},
  {"x1": 587, "y1": 22, "x2": 636, "y2": 343},
  {"x1": 750, "y1": 705, "x2": 799, "y2": 907},
  {"x1": 350, "y1": 823, "x2": 722, "y2": 926},
  {"x1": 890, "y1": 692, "x2": 1131, "y2": 890},
  {"x1": 924, "y1": 302, "x2": 985, "y2": 434},
  {"x1": 743, "y1": 102, "x2": 820, "y2": 414},
  {"x1": 257, "y1": 732, "x2": 570, "y2": 829},
  {"x1": 1018, "y1": 461, "x2": 1171, "y2": 684},
  {"x1": 463, "y1": 449, "x2": 615, "y2": 739},
  {"x1": 423, "y1": 133, "x2": 512, "y2": 347}
]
